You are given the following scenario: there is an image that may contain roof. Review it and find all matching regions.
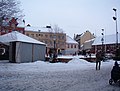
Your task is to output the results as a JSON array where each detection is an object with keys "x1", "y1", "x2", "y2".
[
  {"x1": 2, "y1": 17, "x2": 25, "y2": 28},
  {"x1": 84, "y1": 38, "x2": 95, "y2": 43},
  {"x1": 66, "y1": 35, "x2": 78, "y2": 44},
  {"x1": 0, "y1": 31, "x2": 46, "y2": 45},
  {"x1": 25, "y1": 26, "x2": 52, "y2": 32},
  {"x1": 17, "y1": 21, "x2": 25, "y2": 28},
  {"x1": 92, "y1": 33, "x2": 120, "y2": 45}
]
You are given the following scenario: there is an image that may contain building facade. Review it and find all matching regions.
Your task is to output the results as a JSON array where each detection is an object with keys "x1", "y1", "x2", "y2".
[
  {"x1": 0, "y1": 17, "x2": 25, "y2": 35},
  {"x1": 0, "y1": 17, "x2": 25, "y2": 60},
  {"x1": 92, "y1": 34, "x2": 120, "y2": 54},
  {"x1": 74, "y1": 31, "x2": 95, "y2": 50},
  {"x1": 65, "y1": 35, "x2": 78, "y2": 55},
  {"x1": 25, "y1": 26, "x2": 66, "y2": 55},
  {"x1": 81, "y1": 38, "x2": 95, "y2": 51}
]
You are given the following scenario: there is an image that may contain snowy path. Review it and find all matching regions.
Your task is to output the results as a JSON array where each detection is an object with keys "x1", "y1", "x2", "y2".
[{"x1": 0, "y1": 60, "x2": 120, "y2": 91}]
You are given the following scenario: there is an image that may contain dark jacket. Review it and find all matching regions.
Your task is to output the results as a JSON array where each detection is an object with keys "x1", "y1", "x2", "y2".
[{"x1": 96, "y1": 51, "x2": 102, "y2": 61}]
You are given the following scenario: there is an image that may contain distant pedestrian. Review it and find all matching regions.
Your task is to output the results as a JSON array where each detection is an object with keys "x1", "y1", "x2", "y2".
[
  {"x1": 82, "y1": 50, "x2": 86, "y2": 57},
  {"x1": 96, "y1": 50, "x2": 102, "y2": 70}
]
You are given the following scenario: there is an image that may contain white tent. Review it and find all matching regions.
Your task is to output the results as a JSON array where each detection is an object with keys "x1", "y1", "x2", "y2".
[
  {"x1": 0, "y1": 31, "x2": 46, "y2": 63},
  {"x1": 0, "y1": 31, "x2": 45, "y2": 45}
]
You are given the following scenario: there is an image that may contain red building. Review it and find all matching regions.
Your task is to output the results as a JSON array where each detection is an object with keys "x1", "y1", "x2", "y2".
[
  {"x1": 92, "y1": 34, "x2": 120, "y2": 54},
  {"x1": 0, "y1": 17, "x2": 25, "y2": 35}
]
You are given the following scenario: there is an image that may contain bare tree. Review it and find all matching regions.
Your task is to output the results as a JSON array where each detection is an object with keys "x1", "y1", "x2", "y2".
[
  {"x1": 52, "y1": 24, "x2": 64, "y2": 33},
  {"x1": 46, "y1": 24, "x2": 64, "y2": 33},
  {"x1": 0, "y1": 0, "x2": 23, "y2": 24}
]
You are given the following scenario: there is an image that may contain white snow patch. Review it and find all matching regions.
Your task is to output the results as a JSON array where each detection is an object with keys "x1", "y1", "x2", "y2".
[
  {"x1": 68, "y1": 56, "x2": 90, "y2": 64},
  {"x1": 0, "y1": 57, "x2": 119, "y2": 91}
]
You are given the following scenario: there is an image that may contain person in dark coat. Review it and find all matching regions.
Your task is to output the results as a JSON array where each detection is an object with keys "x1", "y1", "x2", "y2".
[
  {"x1": 96, "y1": 50, "x2": 102, "y2": 70},
  {"x1": 111, "y1": 61, "x2": 120, "y2": 83}
]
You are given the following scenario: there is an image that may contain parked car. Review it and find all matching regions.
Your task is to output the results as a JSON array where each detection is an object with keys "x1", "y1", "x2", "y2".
[{"x1": 105, "y1": 53, "x2": 114, "y2": 59}]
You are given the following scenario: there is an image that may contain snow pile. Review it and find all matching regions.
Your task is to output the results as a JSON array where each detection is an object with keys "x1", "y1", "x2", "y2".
[
  {"x1": 0, "y1": 58, "x2": 116, "y2": 73},
  {"x1": 0, "y1": 57, "x2": 94, "y2": 73},
  {"x1": 68, "y1": 56, "x2": 90, "y2": 64}
]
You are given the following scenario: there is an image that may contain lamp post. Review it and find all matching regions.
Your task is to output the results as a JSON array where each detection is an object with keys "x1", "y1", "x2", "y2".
[
  {"x1": 52, "y1": 34, "x2": 57, "y2": 63},
  {"x1": 113, "y1": 8, "x2": 119, "y2": 59},
  {"x1": 46, "y1": 25, "x2": 57, "y2": 62},
  {"x1": 101, "y1": 29, "x2": 104, "y2": 50},
  {"x1": 113, "y1": 8, "x2": 118, "y2": 48},
  {"x1": 53, "y1": 36, "x2": 56, "y2": 50},
  {"x1": 101, "y1": 29, "x2": 104, "y2": 60}
]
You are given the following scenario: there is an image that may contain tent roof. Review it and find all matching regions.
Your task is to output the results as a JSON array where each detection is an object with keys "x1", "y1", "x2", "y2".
[{"x1": 0, "y1": 31, "x2": 46, "y2": 45}]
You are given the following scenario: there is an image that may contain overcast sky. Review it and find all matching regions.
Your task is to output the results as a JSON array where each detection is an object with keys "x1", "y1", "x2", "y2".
[{"x1": 20, "y1": 0, "x2": 120, "y2": 37}]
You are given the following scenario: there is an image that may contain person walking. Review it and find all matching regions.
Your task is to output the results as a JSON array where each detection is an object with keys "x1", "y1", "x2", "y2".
[{"x1": 96, "y1": 50, "x2": 102, "y2": 70}]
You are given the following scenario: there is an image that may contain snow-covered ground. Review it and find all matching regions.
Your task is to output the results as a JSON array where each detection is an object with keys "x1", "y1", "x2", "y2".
[{"x1": 0, "y1": 56, "x2": 120, "y2": 91}]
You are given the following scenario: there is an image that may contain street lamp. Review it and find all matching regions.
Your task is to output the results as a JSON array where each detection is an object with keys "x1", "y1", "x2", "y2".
[
  {"x1": 46, "y1": 25, "x2": 57, "y2": 62},
  {"x1": 53, "y1": 35, "x2": 56, "y2": 49},
  {"x1": 113, "y1": 8, "x2": 118, "y2": 48},
  {"x1": 101, "y1": 29, "x2": 104, "y2": 60},
  {"x1": 113, "y1": 8, "x2": 119, "y2": 59},
  {"x1": 52, "y1": 34, "x2": 57, "y2": 63},
  {"x1": 101, "y1": 29, "x2": 104, "y2": 49}
]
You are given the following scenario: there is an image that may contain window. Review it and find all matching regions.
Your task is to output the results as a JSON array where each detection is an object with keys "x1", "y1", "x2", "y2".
[
  {"x1": 11, "y1": 24, "x2": 15, "y2": 28},
  {"x1": 31, "y1": 34, "x2": 34, "y2": 37},
  {"x1": 26, "y1": 34, "x2": 29, "y2": 36},
  {"x1": 71, "y1": 44, "x2": 73, "y2": 48},
  {"x1": 38, "y1": 34, "x2": 43, "y2": 37},
  {"x1": 58, "y1": 35, "x2": 61, "y2": 39},
  {"x1": 68, "y1": 44, "x2": 69, "y2": 48},
  {"x1": 74, "y1": 45, "x2": 76, "y2": 48},
  {"x1": 41, "y1": 34, "x2": 43, "y2": 37},
  {"x1": 45, "y1": 34, "x2": 48, "y2": 38},
  {"x1": 36, "y1": 34, "x2": 38, "y2": 37},
  {"x1": 50, "y1": 35, "x2": 53, "y2": 38},
  {"x1": 62, "y1": 36, "x2": 64, "y2": 39}
]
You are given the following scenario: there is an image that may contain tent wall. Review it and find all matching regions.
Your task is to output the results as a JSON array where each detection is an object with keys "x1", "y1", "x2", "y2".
[
  {"x1": 9, "y1": 42, "x2": 16, "y2": 63},
  {"x1": 17, "y1": 42, "x2": 33, "y2": 63},
  {"x1": 33, "y1": 44, "x2": 46, "y2": 61},
  {"x1": 9, "y1": 42, "x2": 46, "y2": 63}
]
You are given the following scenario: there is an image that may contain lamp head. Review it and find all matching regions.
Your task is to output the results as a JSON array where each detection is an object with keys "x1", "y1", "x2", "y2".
[
  {"x1": 113, "y1": 8, "x2": 117, "y2": 11},
  {"x1": 113, "y1": 17, "x2": 117, "y2": 20}
]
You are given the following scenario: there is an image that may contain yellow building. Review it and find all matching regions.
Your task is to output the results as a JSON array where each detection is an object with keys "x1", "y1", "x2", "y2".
[
  {"x1": 25, "y1": 26, "x2": 66, "y2": 55},
  {"x1": 74, "y1": 31, "x2": 95, "y2": 50}
]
